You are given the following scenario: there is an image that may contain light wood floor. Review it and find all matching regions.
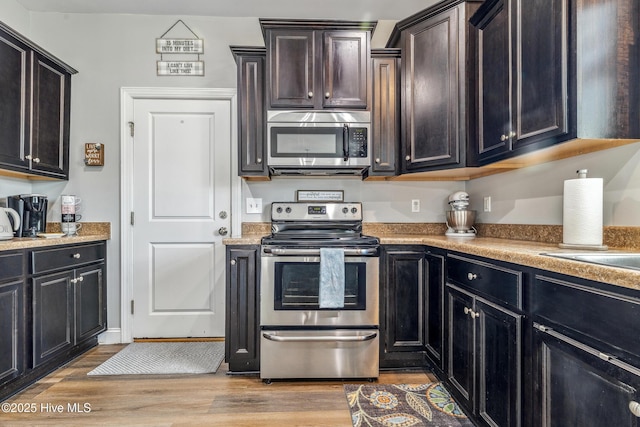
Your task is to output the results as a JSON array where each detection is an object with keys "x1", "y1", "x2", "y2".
[{"x1": 2, "y1": 344, "x2": 436, "y2": 426}]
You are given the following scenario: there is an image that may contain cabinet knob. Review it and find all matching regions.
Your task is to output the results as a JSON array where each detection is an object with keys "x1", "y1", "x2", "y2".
[
  {"x1": 71, "y1": 278, "x2": 77, "y2": 284},
  {"x1": 472, "y1": 310, "x2": 480, "y2": 318},
  {"x1": 629, "y1": 401, "x2": 640, "y2": 417},
  {"x1": 405, "y1": 155, "x2": 411, "y2": 161},
  {"x1": 467, "y1": 272, "x2": 477, "y2": 280},
  {"x1": 325, "y1": 92, "x2": 330, "y2": 99},
  {"x1": 230, "y1": 259, "x2": 236, "y2": 266},
  {"x1": 78, "y1": 276, "x2": 84, "y2": 282},
  {"x1": 509, "y1": 131, "x2": 516, "y2": 138},
  {"x1": 256, "y1": 157, "x2": 262, "y2": 164},
  {"x1": 308, "y1": 91, "x2": 314, "y2": 98},
  {"x1": 500, "y1": 134, "x2": 508, "y2": 142},
  {"x1": 464, "y1": 307, "x2": 471, "y2": 315},
  {"x1": 25, "y1": 154, "x2": 32, "y2": 160},
  {"x1": 375, "y1": 158, "x2": 381, "y2": 164},
  {"x1": 72, "y1": 253, "x2": 81, "y2": 259},
  {"x1": 33, "y1": 157, "x2": 40, "y2": 163}
]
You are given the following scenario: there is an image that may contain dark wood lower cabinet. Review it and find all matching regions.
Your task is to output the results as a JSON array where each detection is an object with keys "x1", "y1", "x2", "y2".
[
  {"x1": 225, "y1": 246, "x2": 260, "y2": 372},
  {"x1": 1, "y1": 242, "x2": 106, "y2": 401},
  {"x1": 532, "y1": 325, "x2": 640, "y2": 426}
]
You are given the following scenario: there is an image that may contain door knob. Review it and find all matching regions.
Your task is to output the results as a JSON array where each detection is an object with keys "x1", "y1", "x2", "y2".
[
  {"x1": 219, "y1": 211, "x2": 228, "y2": 219},
  {"x1": 218, "y1": 227, "x2": 228, "y2": 236}
]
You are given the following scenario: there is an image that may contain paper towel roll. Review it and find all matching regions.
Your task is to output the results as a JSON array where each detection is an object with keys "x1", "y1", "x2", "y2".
[{"x1": 562, "y1": 176, "x2": 603, "y2": 246}]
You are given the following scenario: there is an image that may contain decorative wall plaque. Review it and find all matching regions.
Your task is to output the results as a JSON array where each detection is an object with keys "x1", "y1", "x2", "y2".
[
  {"x1": 84, "y1": 143, "x2": 104, "y2": 166},
  {"x1": 156, "y1": 20, "x2": 204, "y2": 76},
  {"x1": 296, "y1": 190, "x2": 344, "y2": 202}
]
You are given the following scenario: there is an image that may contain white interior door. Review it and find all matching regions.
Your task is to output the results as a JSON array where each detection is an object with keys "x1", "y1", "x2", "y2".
[{"x1": 131, "y1": 98, "x2": 231, "y2": 338}]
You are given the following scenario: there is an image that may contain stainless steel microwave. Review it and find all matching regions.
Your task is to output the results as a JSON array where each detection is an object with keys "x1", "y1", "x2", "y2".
[{"x1": 267, "y1": 110, "x2": 371, "y2": 176}]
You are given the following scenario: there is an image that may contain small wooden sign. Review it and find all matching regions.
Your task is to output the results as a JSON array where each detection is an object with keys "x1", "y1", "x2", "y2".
[
  {"x1": 156, "y1": 38, "x2": 204, "y2": 54},
  {"x1": 84, "y1": 143, "x2": 104, "y2": 166},
  {"x1": 157, "y1": 61, "x2": 204, "y2": 76}
]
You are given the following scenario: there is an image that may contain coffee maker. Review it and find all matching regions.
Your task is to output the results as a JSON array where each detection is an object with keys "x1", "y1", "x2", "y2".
[{"x1": 7, "y1": 194, "x2": 48, "y2": 237}]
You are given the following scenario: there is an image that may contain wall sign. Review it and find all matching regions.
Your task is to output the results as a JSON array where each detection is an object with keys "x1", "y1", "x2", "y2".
[
  {"x1": 296, "y1": 190, "x2": 344, "y2": 202},
  {"x1": 156, "y1": 20, "x2": 204, "y2": 76},
  {"x1": 84, "y1": 143, "x2": 104, "y2": 166}
]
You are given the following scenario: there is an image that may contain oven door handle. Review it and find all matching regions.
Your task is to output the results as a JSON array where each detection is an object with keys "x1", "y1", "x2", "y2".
[
  {"x1": 263, "y1": 247, "x2": 377, "y2": 256},
  {"x1": 262, "y1": 332, "x2": 377, "y2": 343}
]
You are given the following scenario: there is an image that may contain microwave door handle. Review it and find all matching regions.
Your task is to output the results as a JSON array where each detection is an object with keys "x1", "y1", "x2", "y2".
[{"x1": 343, "y1": 124, "x2": 349, "y2": 161}]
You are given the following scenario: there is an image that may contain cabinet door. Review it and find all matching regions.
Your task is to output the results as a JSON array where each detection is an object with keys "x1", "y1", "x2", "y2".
[
  {"x1": 225, "y1": 246, "x2": 260, "y2": 372},
  {"x1": 425, "y1": 250, "x2": 445, "y2": 372},
  {"x1": 446, "y1": 284, "x2": 475, "y2": 410},
  {"x1": 33, "y1": 271, "x2": 73, "y2": 367},
  {"x1": 236, "y1": 51, "x2": 267, "y2": 176},
  {"x1": 267, "y1": 30, "x2": 315, "y2": 108},
  {"x1": 402, "y1": 6, "x2": 461, "y2": 172},
  {"x1": 30, "y1": 52, "x2": 71, "y2": 179},
  {"x1": 513, "y1": 0, "x2": 570, "y2": 150},
  {"x1": 75, "y1": 264, "x2": 106, "y2": 343},
  {"x1": 474, "y1": 0, "x2": 511, "y2": 164},
  {"x1": 476, "y1": 298, "x2": 522, "y2": 427},
  {"x1": 0, "y1": 30, "x2": 30, "y2": 172},
  {"x1": 0, "y1": 279, "x2": 24, "y2": 385},
  {"x1": 533, "y1": 326, "x2": 640, "y2": 427},
  {"x1": 322, "y1": 31, "x2": 368, "y2": 109},
  {"x1": 370, "y1": 54, "x2": 399, "y2": 176}
]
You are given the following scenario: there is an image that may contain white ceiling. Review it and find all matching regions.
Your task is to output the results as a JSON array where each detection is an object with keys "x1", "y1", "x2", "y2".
[{"x1": 14, "y1": 0, "x2": 436, "y2": 20}]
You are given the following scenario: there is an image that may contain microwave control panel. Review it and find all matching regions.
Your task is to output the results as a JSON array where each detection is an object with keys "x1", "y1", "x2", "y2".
[{"x1": 348, "y1": 127, "x2": 368, "y2": 157}]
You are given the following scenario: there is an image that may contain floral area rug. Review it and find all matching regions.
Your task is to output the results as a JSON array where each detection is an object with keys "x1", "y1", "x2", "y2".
[{"x1": 344, "y1": 382, "x2": 475, "y2": 427}]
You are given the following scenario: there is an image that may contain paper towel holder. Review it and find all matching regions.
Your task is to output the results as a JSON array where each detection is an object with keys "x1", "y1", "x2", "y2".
[{"x1": 559, "y1": 169, "x2": 608, "y2": 251}]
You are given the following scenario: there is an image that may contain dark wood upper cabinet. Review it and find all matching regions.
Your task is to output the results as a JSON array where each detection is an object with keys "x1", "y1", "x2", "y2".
[
  {"x1": 261, "y1": 20, "x2": 374, "y2": 110},
  {"x1": 231, "y1": 47, "x2": 268, "y2": 177},
  {"x1": 369, "y1": 49, "x2": 400, "y2": 177},
  {"x1": 387, "y1": 0, "x2": 482, "y2": 174},
  {"x1": 0, "y1": 22, "x2": 76, "y2": 180},
  {"x1": 470, "y1": 0, "x2": 639, "y2": 166}
]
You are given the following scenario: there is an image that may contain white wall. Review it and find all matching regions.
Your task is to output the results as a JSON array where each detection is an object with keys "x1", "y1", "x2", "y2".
[{"x1": 0, "y1": 1, "x2": 638, "y2": 336}]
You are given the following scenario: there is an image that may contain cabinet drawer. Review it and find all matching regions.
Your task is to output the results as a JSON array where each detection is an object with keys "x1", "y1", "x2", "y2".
[
  {"x1": 532, "y1": 274, "x2": 640, "y2": 361},
  {"x1": 31, "y1": 243, "x2": 105, "y2": 275},
  {"x1": 0, "y1": 252, "x2": 24, "y2": 282},
  {"x1": 447, "y1": 254, "x2": 523, "y2": 309}
]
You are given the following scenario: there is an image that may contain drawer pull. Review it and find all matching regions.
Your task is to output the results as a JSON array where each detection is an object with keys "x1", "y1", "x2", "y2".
[
  {"x1": 467, "y1": 272, "x2": 477, "y2": 280},
  {"x1": 72, "y1": 253, "x2": 81, "y2": 259},
  {"x1": 629, "y1": 401, "x2": 640, "y2": 417},
  {"x1": 464, "y1": 307, "x2": 471, "y2": 315}
]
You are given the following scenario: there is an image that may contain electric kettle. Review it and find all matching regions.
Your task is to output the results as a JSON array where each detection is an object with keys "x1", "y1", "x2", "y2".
[{"x1": 0, "y1": 207, "x2": 21, "y2": 240}]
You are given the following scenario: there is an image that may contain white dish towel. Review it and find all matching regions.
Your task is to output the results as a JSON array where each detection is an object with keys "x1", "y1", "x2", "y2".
[{"x1": 319, "y1": 247, "x2": 345, "y2": 308}]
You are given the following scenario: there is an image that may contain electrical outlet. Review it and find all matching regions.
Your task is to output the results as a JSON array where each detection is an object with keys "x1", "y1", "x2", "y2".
[
  {"x1": 483, "y1": 196, "x2": 492, "y2": 212},
  {"x1": 411, "y1": 199, "x2": 420, "y2": 213},
  {"x1": 246, "y1": 198, "x2": 262, "y2": 214}
]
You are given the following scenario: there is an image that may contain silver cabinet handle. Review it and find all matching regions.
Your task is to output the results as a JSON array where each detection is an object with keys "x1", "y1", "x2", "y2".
[
  {"x1": 509, "y1": 131, "x2": 516, "y2": 138},
  {"x1": 262, "y1": 332, "x2": 377, "y2": 343},
  {"x1": 33, "y1": 157, "x2": 40, "y2": 163},
  {"x1": 500, "y1": 134, "x2": 508, "y2": 141},
  {"x1": 308, "y1": 91, "x2": 313, "y2": 98},
  {"x1": 467, "y1": 272, "x2": 477, "y2": 280},
  {"x1": 256, "y1": 158, "x2": 262, "y2": 164},
  {"x1": 325, "y1": 92, "x2": 330, "y2": 99},
  {"x1": 25, "y1": 154, "x2": 32, "y2": 160},
  {"x1": 71, "y1": 278, "x2": 77, "y2": 284},
  {"x1": 230, "y1": 259, "x2": 236, "y2": 266},
  {"x1": 464, "y1": 307, "x2": 479, "y2": 318},
  {"x1": 218, "y1": 227, "x2": 228, "y2": 236},
  {"x1": 72, "y1": 253, "x2": 81, "y2": 259},
  {"x1": 464, "y1": 307, "x2": 471, "y2": 315},
  {"x1": 630, "y1": 401, "x2": 640, "y2": 417},
  {"x1": 263, "y1": 247, "x2": 377, "y2": 256},
  {"x1": 375, "y1": 158, "x2": 381, "y2": 164},
  {"x1": 405, "y1": 155, "x2": 410, "y2": 161}
]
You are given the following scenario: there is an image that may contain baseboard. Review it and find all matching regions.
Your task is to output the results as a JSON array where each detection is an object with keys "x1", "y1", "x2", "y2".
[{"x1": 97, "y1": 328, "x2": 124, "y2": 344}]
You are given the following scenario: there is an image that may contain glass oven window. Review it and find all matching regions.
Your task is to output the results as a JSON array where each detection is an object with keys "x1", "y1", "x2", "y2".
[{"x1": 274, "y1": 261, "x2": 366, "y2": 310}]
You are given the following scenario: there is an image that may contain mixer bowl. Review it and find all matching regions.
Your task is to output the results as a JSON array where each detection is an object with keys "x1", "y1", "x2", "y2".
[{"x1": 446, "y1": 209, "x2": 476, "y2": 232}]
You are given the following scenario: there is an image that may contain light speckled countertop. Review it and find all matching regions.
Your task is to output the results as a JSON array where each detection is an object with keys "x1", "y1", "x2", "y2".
[
  {"x1": 0, "y1": 222, "x2": 110, "y2": 251},
  {"x1": 223, "y1": 229, "x2": 640, "y2": 291}
]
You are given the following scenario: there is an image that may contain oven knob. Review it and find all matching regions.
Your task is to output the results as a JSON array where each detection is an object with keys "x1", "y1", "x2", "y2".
[
  {"x1": 351, "y1": 207, "x2": 358, "y2": 214},
  {"x1": 342, "y1": 207, "x2": 348, "y2": 214},
  {"x1": 276, "y1": 207, "x2": 283, "y2": 213},
  {"x1": 285, "y1": 207, "x2": 292, "y2": 213}
]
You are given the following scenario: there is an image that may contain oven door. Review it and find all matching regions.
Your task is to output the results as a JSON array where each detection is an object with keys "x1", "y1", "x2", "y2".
[{"x1": 260, "y1": 252, "x2": 379, "y2": 327}]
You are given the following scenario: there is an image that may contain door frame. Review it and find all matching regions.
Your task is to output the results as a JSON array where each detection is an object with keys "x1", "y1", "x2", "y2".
[{"x1": 120, "y1": 87, "x2": 240, "y2": 343}]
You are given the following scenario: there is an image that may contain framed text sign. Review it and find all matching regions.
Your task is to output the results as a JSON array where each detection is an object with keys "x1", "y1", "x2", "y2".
[
  {"x1": 157, "y1": 61, "x2": 204, "y2": 76},
  {"x1": 156, "y1": 38, "x2": 204, "y2": 54}
]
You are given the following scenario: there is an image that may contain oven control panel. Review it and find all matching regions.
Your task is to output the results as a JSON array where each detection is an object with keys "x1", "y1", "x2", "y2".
[{"x1": 272, "y1": 202, "x2": 362, "y2": 221}]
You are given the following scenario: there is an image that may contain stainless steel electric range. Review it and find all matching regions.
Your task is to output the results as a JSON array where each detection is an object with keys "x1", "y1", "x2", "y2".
[{"x1": 259, "y1": 201, "x2": 380, "y2": 381}]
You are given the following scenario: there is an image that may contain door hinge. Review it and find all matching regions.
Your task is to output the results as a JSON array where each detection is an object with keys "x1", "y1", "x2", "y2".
[
  {"x1": 128, "y1": 121, "x2": 135, "y2": 137},
  {"x1": 130, "y1": 211, "x2": 135, "y2": 226},
  {"x1": 131, "y1": 300, "x2": 134, "y2": 315}
]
